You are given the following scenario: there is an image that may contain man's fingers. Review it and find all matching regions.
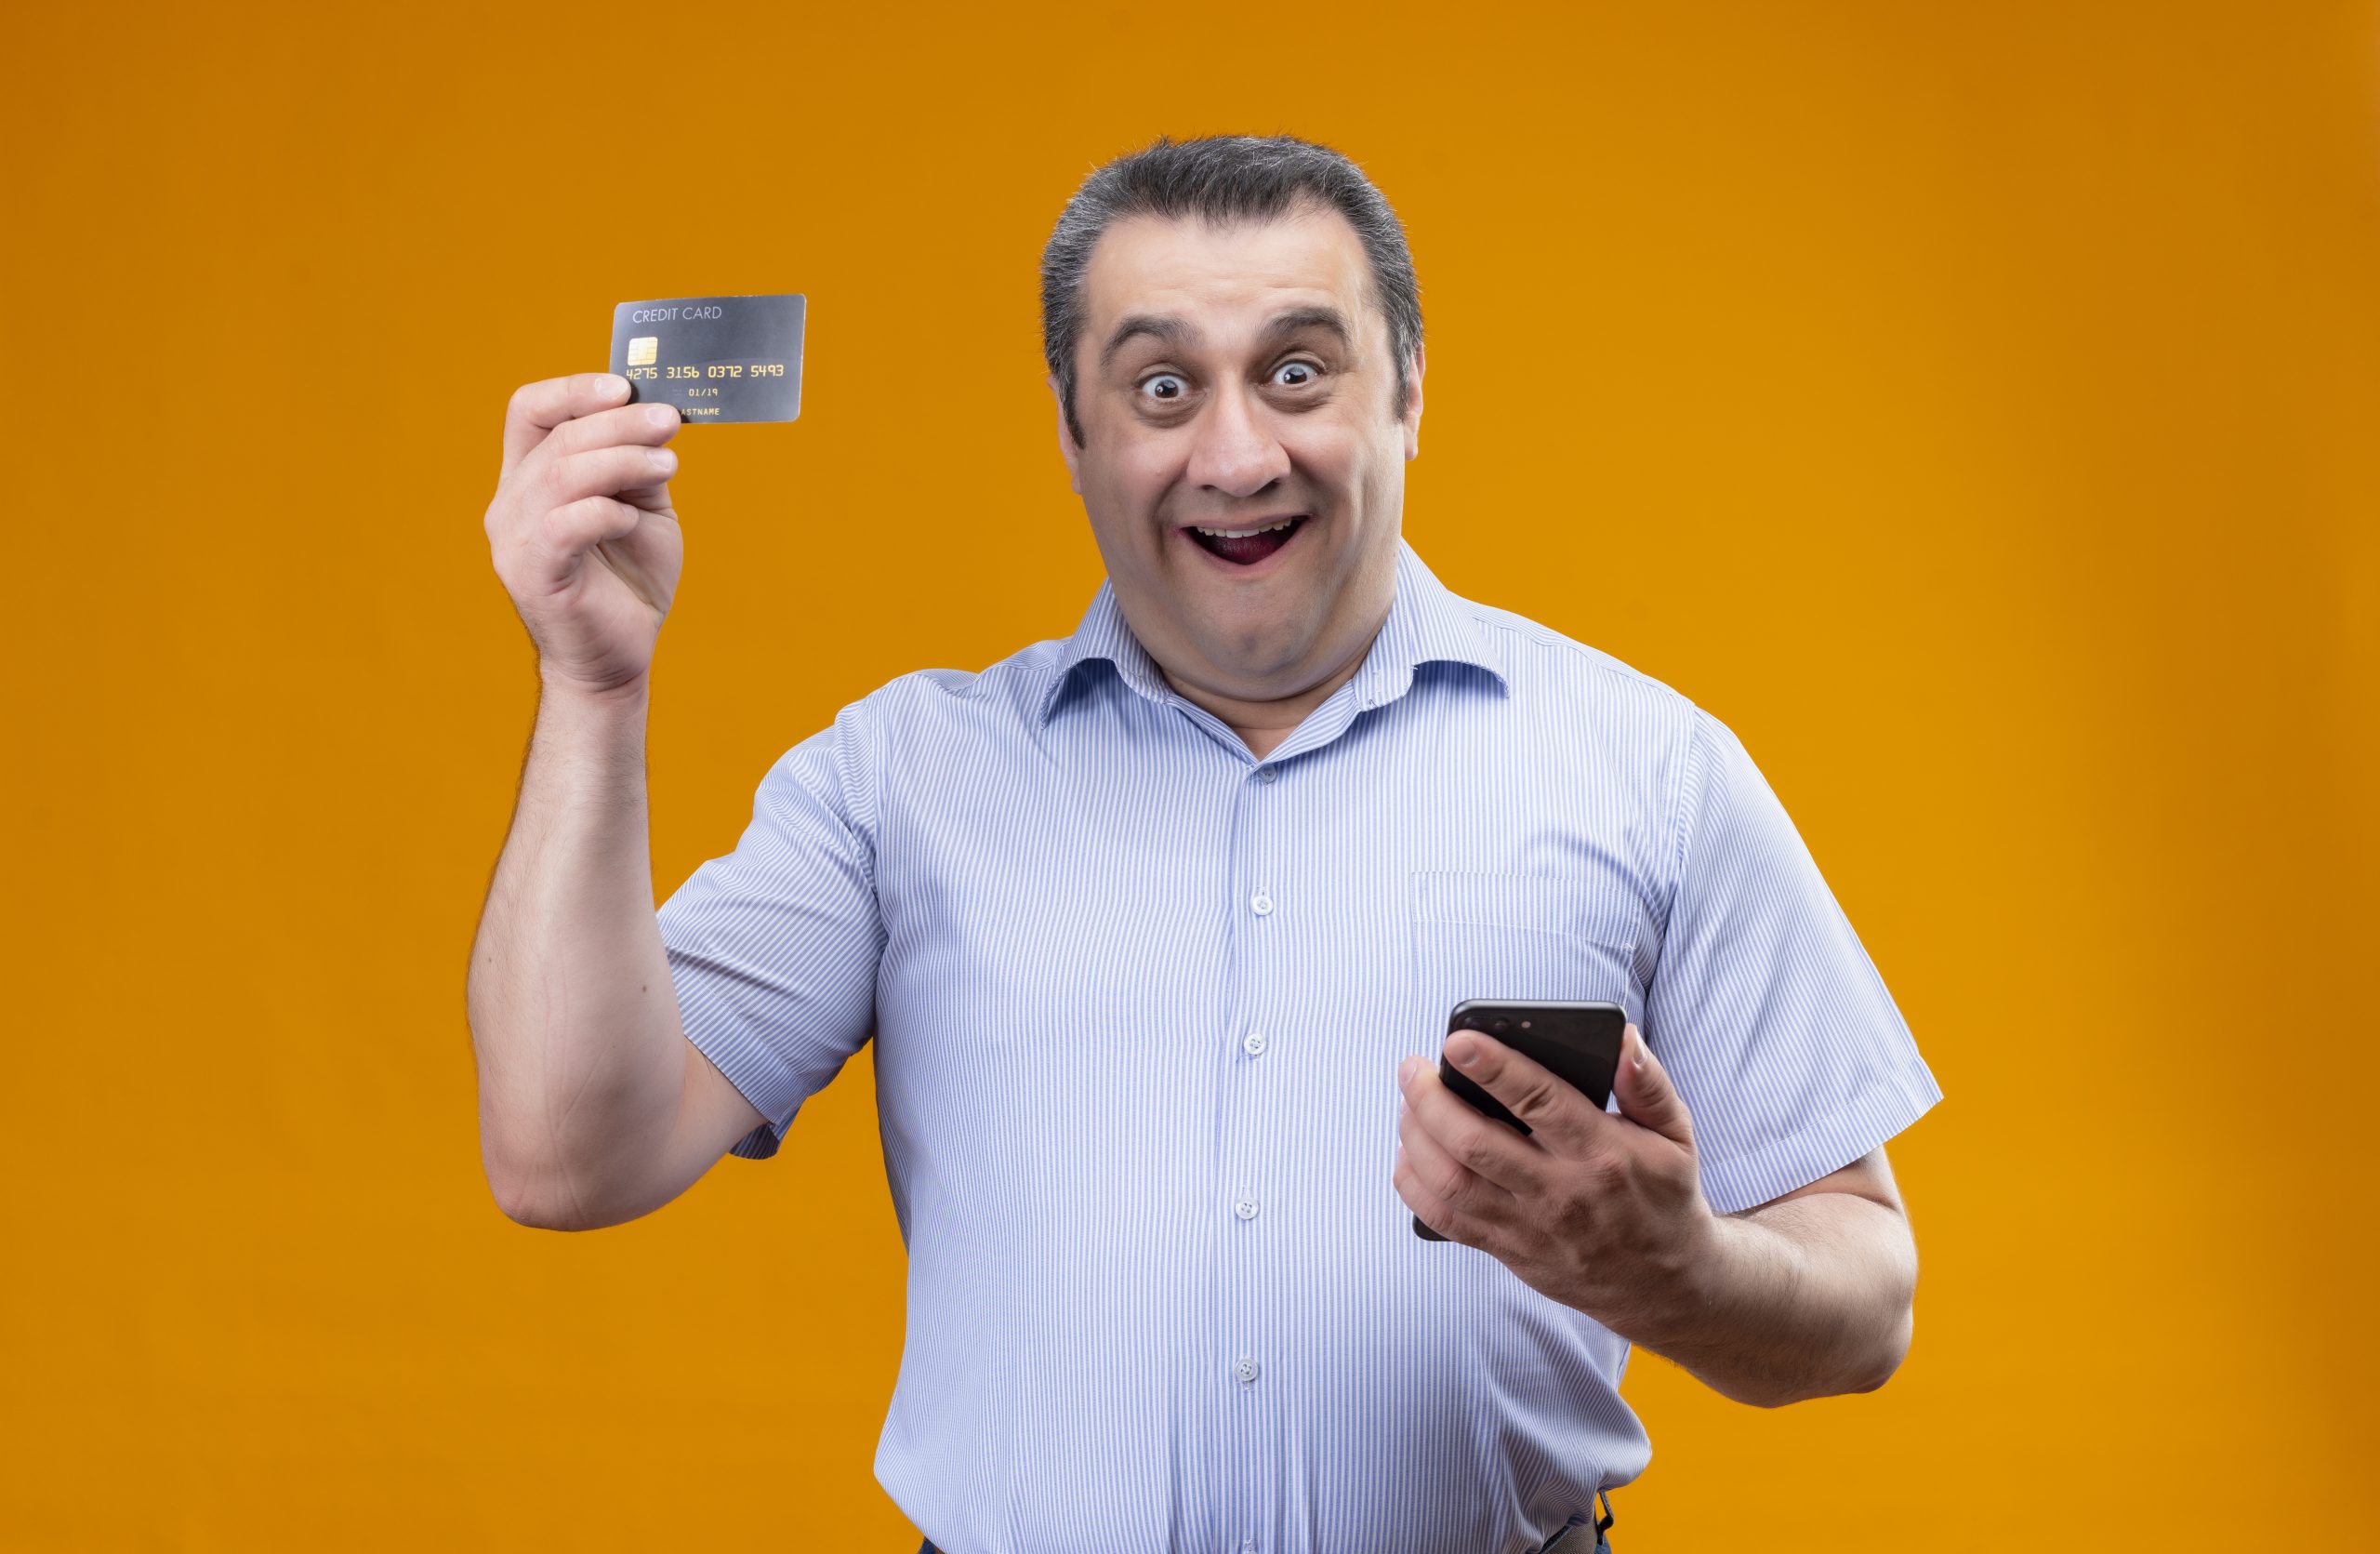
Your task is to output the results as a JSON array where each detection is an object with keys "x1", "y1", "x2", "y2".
[
  {"x1": 538, "y1": 401, "x2": 683, "y2": 463},
  {"x1": 1610, "y1": 1024, "x2": 1697, "y2": 1151},
  {"x1": 1400, "y1": 1056, "x2": 1548, "y2": 1199},
  {"x1": 1439, "y1": 1030, "x2": 1606, "y2": 1159},
  {"x1": 522, "y1": 496, "x2": 647, "y2": 591},
  {"x1": 1398, "y1": 1089, "x2": 1527, "y2": 1221},
  {"x1": 539, "y1": 444, "x2": 678, "y2": 510},
  {"x1": 500, "y1": 372, "x2": 634, "y2": 479},
  {"x1": 503, "y1": 403, "x2": 683, "y2": 518}
]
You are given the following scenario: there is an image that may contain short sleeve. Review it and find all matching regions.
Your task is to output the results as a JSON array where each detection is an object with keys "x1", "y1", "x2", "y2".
[
  {"x1": 655, "y1": 699, "x2": 884, "y2": 1161},
  {"x1": 1644, "y1": 708, "x2": 1944, "y2": 1215}
]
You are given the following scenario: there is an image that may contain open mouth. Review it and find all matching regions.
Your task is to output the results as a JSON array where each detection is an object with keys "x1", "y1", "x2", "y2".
[{"x1": 1185, "y1": 514, "x2": 1307, "y2": 566}]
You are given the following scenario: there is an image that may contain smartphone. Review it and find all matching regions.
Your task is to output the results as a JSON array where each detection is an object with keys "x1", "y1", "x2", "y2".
[{"x1": 1412, "y1": 1000, "x2": 1628, "y2": 1242}]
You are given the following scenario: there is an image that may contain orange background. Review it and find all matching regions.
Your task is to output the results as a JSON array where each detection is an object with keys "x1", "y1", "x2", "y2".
[{"x1": 7, "y1": 1, "x2": 2375, "y2": 1548}]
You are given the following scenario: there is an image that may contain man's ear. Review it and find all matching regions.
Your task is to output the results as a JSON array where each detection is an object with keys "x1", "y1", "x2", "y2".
[
  {"x1": 1401, "y1": 344, "x2": 1426, "y2": 461},
  {"x1": 1050, "y1": 375, "x2": 1082, "y2": 495}
]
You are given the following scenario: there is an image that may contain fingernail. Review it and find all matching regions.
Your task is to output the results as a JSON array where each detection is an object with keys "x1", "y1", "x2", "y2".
[
  {"x1": 1446, "y1": 1033, "x2": 1477, "y2": 1068},
  {"x1": 1630, "y1": 1027, "x2": 1646, "y2": 1069},
  {"x1": 649, "y1": 447, "x2": 678, "y2": 474},
  {"x1": 1398, "y1": 1056, "x2": 1419, "y2": 1087}
]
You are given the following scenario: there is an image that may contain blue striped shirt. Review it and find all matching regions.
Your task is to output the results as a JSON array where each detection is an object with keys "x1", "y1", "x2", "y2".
[{"x1": 656, "y1": 536, "x2": 1944, "y2": 1554}]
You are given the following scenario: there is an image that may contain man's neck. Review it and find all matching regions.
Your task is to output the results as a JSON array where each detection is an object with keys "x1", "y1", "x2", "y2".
[{"x1": 1158, "y1": 621, "x2": 1385, "y2": 762}]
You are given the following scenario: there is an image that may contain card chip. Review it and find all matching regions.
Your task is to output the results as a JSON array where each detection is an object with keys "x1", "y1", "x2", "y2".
[{"x1": 627, "y1": 337, "x2": 658, "y2": 366}]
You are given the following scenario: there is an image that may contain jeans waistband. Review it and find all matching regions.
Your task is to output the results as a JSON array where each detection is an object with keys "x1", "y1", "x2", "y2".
[
  {"x1": 1535, "y1": 1487, "x2": 1618, "y2": 1552},
  {"x1": 919, "y1": 1491, "x2": 1617, "y2": 1554}
]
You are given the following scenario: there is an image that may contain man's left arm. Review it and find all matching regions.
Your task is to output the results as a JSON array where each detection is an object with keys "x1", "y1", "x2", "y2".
[
  {"x1": 1638, "y1": 1146, "x2": 1918, "y2": 1408},
  {"x1": 1395, "y1": 1024, "x2": 1921, "y2": 1409}
]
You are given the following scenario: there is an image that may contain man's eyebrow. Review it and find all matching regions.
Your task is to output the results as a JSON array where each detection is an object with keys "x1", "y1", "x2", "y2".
[
  {"x1": 1259, "y1": 306, "x2": 1354, "y2": 353},
  {"x1": 1100, "y1": 313, "x2": 1197, "y2": 371},
  {"x1": 1097, "y1": 306, "x2": 1356, "y2": 371}
]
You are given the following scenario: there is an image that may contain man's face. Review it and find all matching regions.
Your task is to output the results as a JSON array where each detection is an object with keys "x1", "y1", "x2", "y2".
[{"x1": 1052, "y1": 200, "x2": 1423, "y2": 704}]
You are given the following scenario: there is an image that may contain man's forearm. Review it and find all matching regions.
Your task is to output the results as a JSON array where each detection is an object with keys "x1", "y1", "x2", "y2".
[
  {"x1": 467, "y1": 675, "x2": 681, "y2": 1227},
  {"x1": 1611, "y1": 1192, "x2": 1919, "y2": 1408}
]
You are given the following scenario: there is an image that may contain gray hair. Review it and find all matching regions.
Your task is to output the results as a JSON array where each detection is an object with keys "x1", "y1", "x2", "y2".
[{"x1": 1039, "y1": 133, "x2": 1424, "y2": 449}]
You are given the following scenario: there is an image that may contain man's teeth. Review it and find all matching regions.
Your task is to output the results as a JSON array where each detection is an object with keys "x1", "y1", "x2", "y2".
[{"x1": 1193, "y1": 518, "x2": 1299, "y2": 538}]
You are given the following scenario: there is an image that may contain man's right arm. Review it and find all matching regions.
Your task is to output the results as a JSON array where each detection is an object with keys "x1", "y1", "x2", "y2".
[
  {"x1": 465, "y1": 373, "x2": 764, "y2": 1230},
  {"x1": 465, "y1": 675, "x2": 765, "y2": 1231}
]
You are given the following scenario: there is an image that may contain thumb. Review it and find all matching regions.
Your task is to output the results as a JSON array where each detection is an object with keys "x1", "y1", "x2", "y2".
[{"x1": 1613, "y1": 1024, "x2": 1695, "y2": 1150}]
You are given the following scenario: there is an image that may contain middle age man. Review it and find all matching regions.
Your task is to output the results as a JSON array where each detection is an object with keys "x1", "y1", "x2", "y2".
[{"x1": 473, "y1": 132, "x2": 1942, "y2": 1554}]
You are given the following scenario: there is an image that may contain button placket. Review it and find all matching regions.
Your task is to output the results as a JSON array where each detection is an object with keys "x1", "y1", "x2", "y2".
[{"x1": 1223, "y1": 747, "x2": 1284, "y2": 1487}]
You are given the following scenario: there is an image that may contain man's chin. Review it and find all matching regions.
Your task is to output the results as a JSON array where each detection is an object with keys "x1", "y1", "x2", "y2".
[{"x1": 1160, "y1": 613, "x2": 1339, "y2": 696}]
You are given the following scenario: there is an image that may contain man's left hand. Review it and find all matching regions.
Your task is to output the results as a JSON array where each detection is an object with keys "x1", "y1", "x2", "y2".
[{"x1": 1394, "y1": 1023, "x2": 1720, "y2": 1335}]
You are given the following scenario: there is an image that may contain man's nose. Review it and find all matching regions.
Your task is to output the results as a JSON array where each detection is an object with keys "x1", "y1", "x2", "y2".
[{"x1": 1183, "y1": 379, "x2": 1290, "y2": 499}]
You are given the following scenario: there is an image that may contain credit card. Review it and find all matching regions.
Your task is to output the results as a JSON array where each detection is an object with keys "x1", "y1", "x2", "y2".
[{"x1": 608, "y1": 294, "x2": 805, "y2": 423}]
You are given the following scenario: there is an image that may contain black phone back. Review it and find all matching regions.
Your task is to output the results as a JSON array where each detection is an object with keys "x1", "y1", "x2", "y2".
[{"x1": 1414, "y1": 1000, "x2": 1628, "y2": 1242}]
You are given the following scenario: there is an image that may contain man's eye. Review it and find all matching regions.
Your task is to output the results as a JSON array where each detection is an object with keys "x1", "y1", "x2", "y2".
[
  {"x1": 1139, "y1": 373, "x2": 1189, "y2": 402},
  {"x1": 1272, "y1": 360, "x2": 1321, "y2": 388}
]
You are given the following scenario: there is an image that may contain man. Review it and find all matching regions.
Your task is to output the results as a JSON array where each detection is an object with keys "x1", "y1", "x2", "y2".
[{"x1": 469, "y1": 133, "x2": 1944, "y2": 1554}]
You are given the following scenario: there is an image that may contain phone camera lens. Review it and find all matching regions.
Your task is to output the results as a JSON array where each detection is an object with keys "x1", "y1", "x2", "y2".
[{"x1": 1493, "y1": 1018, "x2": 1510, "y2": 1032}]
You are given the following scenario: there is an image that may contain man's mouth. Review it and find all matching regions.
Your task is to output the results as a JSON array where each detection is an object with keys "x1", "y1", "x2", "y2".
[{"x1": 1184, "y1": 514, "x2": 1307, "y2": 566}]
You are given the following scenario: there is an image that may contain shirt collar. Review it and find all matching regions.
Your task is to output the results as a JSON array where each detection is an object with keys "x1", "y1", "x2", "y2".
[{"x1": 1034, "y1": 534, "x2": 1509, "y2": 727}]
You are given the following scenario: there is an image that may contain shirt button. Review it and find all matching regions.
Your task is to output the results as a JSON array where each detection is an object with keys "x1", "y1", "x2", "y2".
[
  {"x1": 1250, "y1": 892, "x2": 1273, "y2": 916},
  {"x1": 1233, "y1": 1356, "x2": 1261, "y2": 1384},
  {"x1": 1243, "y1": 1029, "x2": 1267, "y2": 1056},
  {"x1": 1258, "y1": 766, "x2": 1279, "y2": 784},
  {"x1": 1234, "y1": 1198, "x2": 1260, "y2": 1220}
]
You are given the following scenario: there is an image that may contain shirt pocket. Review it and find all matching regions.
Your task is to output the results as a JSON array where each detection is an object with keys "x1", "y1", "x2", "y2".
[{"x1": 1407, "y1": 870, "x2": 1646, "y2": 1047}]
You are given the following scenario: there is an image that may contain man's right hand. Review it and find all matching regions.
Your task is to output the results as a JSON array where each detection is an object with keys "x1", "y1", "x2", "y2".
[{"x1": 484, "y1": 373, "x2": 685, "y2": 697}]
